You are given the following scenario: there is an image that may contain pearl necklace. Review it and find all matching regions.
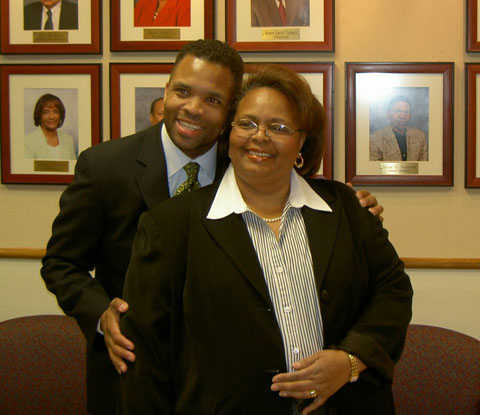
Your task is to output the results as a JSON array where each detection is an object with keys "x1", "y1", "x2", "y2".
[
  {"x1": 262, "y1": 215, "x2": 283, "y2": 223},
  {"x1": 247, "y1": 205, "x2": 283, "y2": 223}
]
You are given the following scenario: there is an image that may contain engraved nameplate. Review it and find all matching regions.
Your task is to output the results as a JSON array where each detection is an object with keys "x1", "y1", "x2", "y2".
[
  {"x1": 34, "y1": 160, "x2": 69, "y2": 172},
  {"x1": 380, "y1": 162, "x2": 419, "y2": 175},
  {"x1": 144, "y1": 29, "x2": 181, "y2": 40},
  {"x1": 261, "y1": 29, "x2": 300, "y2": 41},
  {"x1": 33, "y1": 31, "x2": 68, "y2": 43}
]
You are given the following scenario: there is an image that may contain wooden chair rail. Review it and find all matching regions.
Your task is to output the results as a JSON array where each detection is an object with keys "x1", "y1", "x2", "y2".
[{"x1": 0, "y1": 248, "x2": 479, "y2": 269}]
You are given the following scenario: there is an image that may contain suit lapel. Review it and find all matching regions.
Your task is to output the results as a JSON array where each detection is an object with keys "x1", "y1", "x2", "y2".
[
  {"x1": 201, "y1": 213, "x2": 272, "y2": 305},
  {"x1": 35, "y1": 3, "x2": 43, "y2": 29},
  {"x1": 260, "y1": 0, "x2": 283, "y2": 26},
  {"x1": 59, "y1": 3, "x2": 65, "y2": 28},
  {"x1": 135, "y1": 124, "x2": 170, "y2": 209},
  {"x1": 302, "y1": 183, "x2": 341, "y2": 292}
]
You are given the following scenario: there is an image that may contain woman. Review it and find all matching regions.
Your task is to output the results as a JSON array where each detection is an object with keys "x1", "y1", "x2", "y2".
[
  {"x1": 24, "y1": 93, "x2": 76, "y2": 160},
  {"x1": 119, "y1": 65, "x2": 413, "y2": 414},
  {"x1": 134, "y1": 0, "x2": 190, "y2": 27}
]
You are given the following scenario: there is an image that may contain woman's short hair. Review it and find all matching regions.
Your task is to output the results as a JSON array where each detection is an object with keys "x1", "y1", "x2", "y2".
[
  {"x1": 33, "y1": 94, "x2": 66, "y2": 128},
  {"x1": 236, "y1": 64, "x2": 325, "y2": 177}
]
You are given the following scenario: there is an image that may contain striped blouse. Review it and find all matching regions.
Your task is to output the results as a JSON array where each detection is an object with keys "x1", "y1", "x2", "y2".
[{"x1": 207, "y1": 164, "x2": 332, "y2": 371}]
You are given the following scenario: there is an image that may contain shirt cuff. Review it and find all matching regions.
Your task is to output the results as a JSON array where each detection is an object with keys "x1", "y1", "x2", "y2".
[{"x1": 97, "y1": 318, "x2": 104, "y2": 335}]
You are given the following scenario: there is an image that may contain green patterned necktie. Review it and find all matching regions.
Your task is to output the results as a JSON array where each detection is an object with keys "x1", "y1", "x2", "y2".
[{"x1": 174, "y1": 162, "x2": 200, "y2": 196}]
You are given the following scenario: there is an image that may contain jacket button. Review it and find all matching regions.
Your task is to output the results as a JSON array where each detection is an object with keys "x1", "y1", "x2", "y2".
[{"x1": 320, "y1": 289, "x2": 330, "y2": 303}]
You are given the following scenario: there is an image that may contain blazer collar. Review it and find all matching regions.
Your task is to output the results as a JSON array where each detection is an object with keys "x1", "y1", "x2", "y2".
[
  {"x1": 201, "y1": 189, "x2": 271, "y2": 305},
  {"x1": 135, "y1": 123, "x2": 170, "y2": 209},
  {"x1": 201, "y1": 179, "x2": 341, "y2": 305}
]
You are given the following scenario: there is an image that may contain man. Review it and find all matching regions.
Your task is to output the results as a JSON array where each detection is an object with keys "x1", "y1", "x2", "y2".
[
  {"x1": 41, "y1": 40, "x2": 382, "y2": 415},
  {"x1": 24, "y1": 0, "x2": 78, "y2": 30},
  {"x1": 149, "y1": 97, "x2": 164, "y2": 125},
  {"x1": 251, "y1": 0, "x2": 309, "y2": 27},
  {"x1": 370, "y1": 96, "x2": 428, "y2": 161}
]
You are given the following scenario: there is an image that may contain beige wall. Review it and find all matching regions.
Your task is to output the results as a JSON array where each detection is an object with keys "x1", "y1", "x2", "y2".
[
  {"x1": 1, "y1": 259, "x2": 478, "y2": 339},
  {"x1": 0, "y1": 1, "x2": 478, "y2": 336}
]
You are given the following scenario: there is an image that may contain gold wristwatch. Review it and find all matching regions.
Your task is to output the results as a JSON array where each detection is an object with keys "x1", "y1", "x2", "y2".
[{"x1": 347, "y1": 353, "x2": 360, "y2": 382}]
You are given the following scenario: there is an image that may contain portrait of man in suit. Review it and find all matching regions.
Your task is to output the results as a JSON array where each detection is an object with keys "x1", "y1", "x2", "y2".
[
  {"x1": 251, "y1": 0, "x2": 309, "y2": 27},
  {"x1": 370, "y1": 94, "x2": 429, "y2": 161},
  {"x1": 24, "y1": 0, "x2": 79, "y2": 31},
  {"x1": 134, "y1": 87, "x2": 165, "y2": 132},
  {"x1": 149, "y1": 97, "x2": 164, "y2": 126}
]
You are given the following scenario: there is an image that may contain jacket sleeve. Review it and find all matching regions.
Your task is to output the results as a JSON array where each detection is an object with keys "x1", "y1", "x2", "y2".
[
  {"x1": 419, "y1": 131, "x2": 428, "y2": 161},
  {"x1": 334, "y1": 183, "x2": 413, "y2": 382},
  {"x1": 118, "y1": 205, "x2": 188, "y2": 414},
  {"x1": 41, "y1": 149, "x2": 111, "y2": 347}
]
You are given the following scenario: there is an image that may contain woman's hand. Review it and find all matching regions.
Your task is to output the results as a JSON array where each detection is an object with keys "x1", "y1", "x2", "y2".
[{"x1": 271, "y1": 350, "x2": 351, "y2": 414}]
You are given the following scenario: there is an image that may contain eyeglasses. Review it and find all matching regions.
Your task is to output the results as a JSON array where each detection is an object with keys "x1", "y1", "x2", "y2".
[{"x1": 231, "y1": 119, "x2": 302, "y2": 138}]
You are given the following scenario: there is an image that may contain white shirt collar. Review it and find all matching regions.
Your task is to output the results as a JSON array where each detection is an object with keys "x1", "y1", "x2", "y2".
[
  {"x1": 207, "y1": 164, "x2": 332, "y2": 220},
  {"x1": 275, "y1": 0, "x2": 286, "y2": 8},
  {"x1": 161, "y1": 123, "x2": 217, "y2": 182}
]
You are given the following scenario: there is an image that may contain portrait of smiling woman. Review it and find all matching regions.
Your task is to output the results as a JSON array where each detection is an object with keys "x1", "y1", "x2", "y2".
[{"x1": 24, "y1": 93, "x2": 77, "y2": 160}]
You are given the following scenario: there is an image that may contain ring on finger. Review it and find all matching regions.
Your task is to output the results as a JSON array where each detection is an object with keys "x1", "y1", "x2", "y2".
[{"x1": 308, "y1": 390, "x2": 317, "y2": 398}]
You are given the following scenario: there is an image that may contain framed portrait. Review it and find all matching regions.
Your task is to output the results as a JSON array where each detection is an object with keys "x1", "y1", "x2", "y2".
[
  {"x1": 0, "y1": 0, "x2": 101, "y2": 54},
  {"x1": 111, "y1": 0, "x2": 213, "y2": 51},
  {"x1": 226, "y1": 0, "x2": 334, "y2": 52},
  {"x1": 110, "y1": 63, "x2": 173, "y2": 139},
  {"x1": 1, "y1": 64, "x2": 101, "y2": 184},
  {"x1": 467, "y1": 0, "x2": 480, "y2": 52},
  {"x1": 244, "y1": 62, "x2": 333, "y2": 179},
  {"x1": 345, "y1": 62, "x2": 454, "y2": 186},
  {"x1": 465, "y1": 64, "x2": 480, "y2": 187}
]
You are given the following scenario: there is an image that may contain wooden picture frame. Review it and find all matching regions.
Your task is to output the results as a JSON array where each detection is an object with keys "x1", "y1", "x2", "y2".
[
  {"x1": 0, "y1": 0, "x2": 101, "y2": 54},
  {"x1": 111, "y1": 0, "x2": 213, "y2": 51},
  {"x1": 110, "y1": 63, "x2": 173, "y2": 139},
  {"x1": 110, "y1": 62, "x2": 334, "y2": 179},
  {"x1": 345, "y1": 62, "x2": 454, "y2": 186},
  {"x1": 1, "y1": 64, "x2": 101, "y2": 184},
  {"x1": 226, "y1": 0, "x2": 334, "y2": 52},
  {"x1": 244, "y1": 62, "x2": 334, "y2": 179},
  {"x1": 467, "y1": 0, "x2": 480, "y2": 52},
  {"x1": 465, "y1": 63, "x2": 480, "y2": 187}
]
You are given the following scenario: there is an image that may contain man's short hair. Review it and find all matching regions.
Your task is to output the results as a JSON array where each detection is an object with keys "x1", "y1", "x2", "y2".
[{"x1": 172, "y1": 39, "x2": 244, "y2": 101}]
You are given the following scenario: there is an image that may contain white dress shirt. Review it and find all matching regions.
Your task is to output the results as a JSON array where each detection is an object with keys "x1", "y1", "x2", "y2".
[
  {"x1": 41, "y1": 1, "x2": 62, "y2": 30},
  {"x1": 161, "y1": 123, "x2": 217, "y2": 196}
]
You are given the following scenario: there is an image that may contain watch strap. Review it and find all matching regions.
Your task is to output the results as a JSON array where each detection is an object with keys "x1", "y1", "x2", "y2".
[{"x1": 347, "y1": 353, "x2": 360, "y2": 382}]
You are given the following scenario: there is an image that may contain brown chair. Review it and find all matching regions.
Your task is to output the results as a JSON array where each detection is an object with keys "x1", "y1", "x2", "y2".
[
  {"x1": 393, "y1": 324, "x2": 480, "y2": 415},
  {"x1": 0, "y1": 314, "x2": 87, "y2": 415}
]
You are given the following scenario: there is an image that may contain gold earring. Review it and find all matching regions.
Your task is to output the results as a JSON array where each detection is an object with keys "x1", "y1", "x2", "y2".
[{"x1": 294, "y1": 152, "x2": 304, "y2": 169}]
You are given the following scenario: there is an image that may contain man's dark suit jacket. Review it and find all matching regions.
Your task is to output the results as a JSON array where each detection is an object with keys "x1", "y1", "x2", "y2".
[
  {"x1": 119, "y1": 179, "x2": 413, "y2": 414},
  {"x1": 251, "y1": 0, "x2": 309, "y2": 27},
  {"x1": 24, "y1": 0, "x2": 78, "y2": 30},
  {"x1": 41, "y1": 123, "x2": 228, "y2": 415}
]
